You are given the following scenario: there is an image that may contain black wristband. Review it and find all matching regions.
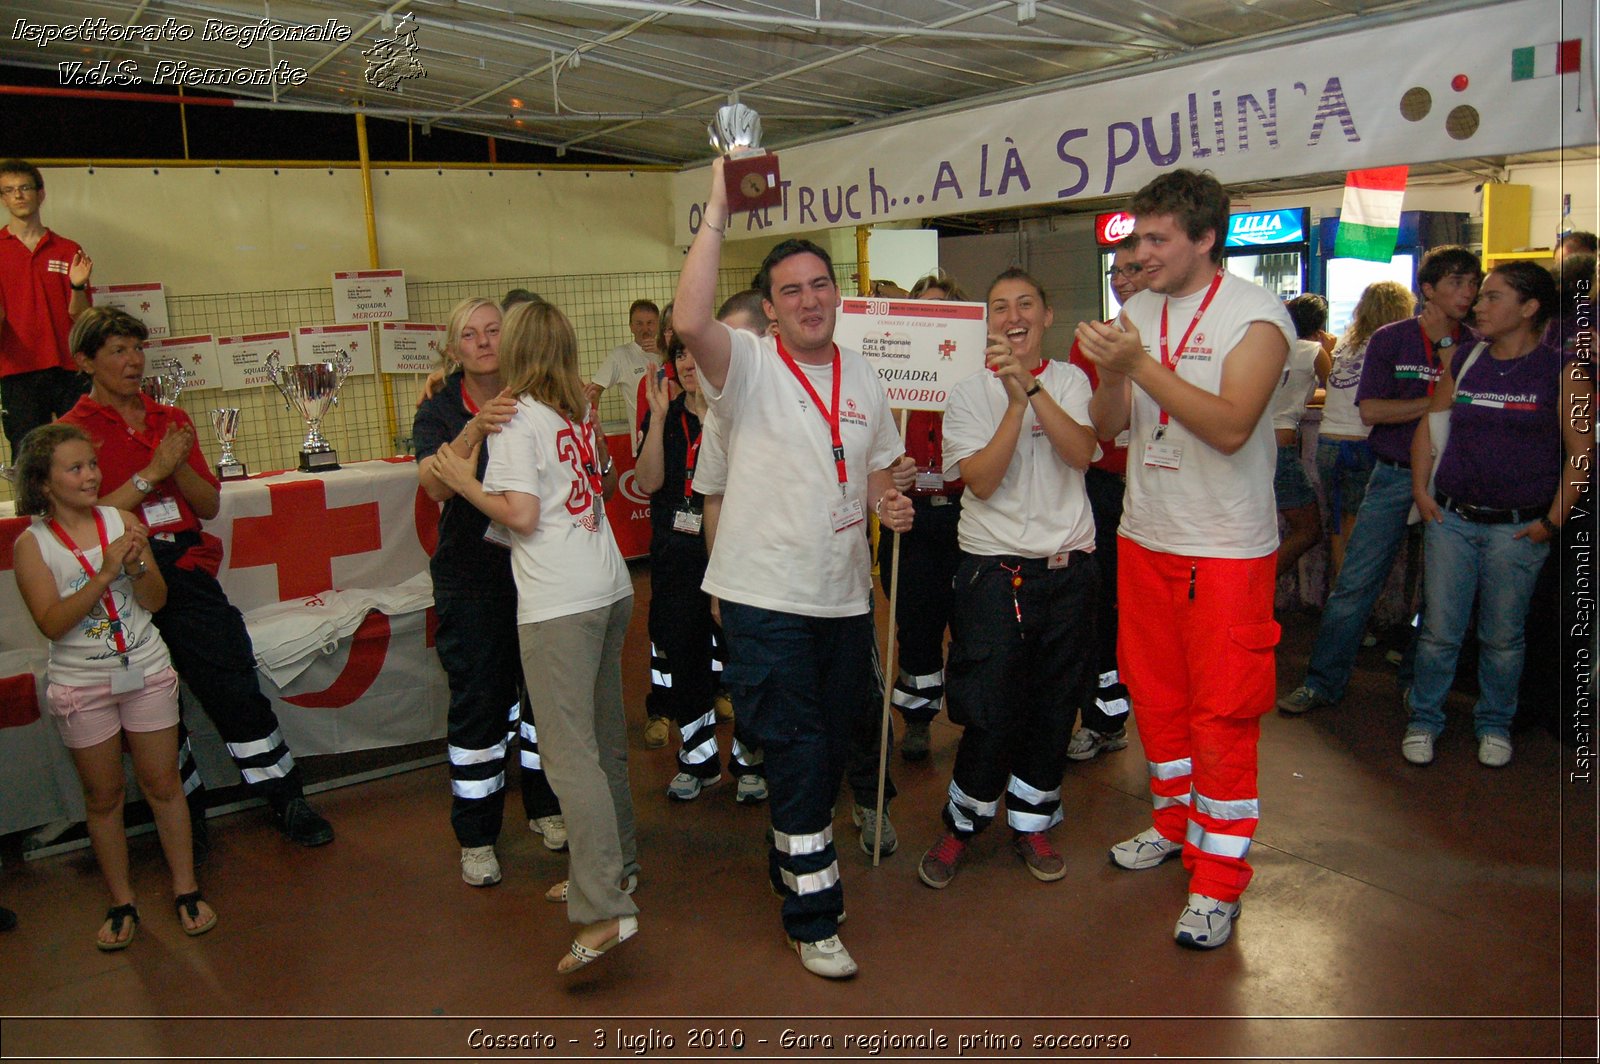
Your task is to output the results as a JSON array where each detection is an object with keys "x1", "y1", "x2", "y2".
[
  {"x1": 1025, "y1": 381, "x2": 1042, "y2": 397},
  {"x1": 70, "y1": 282, "x2": 87, "y2": 291},
  {"x1": 1539, "y1": 515, "x2": 1559, "y2": 535}
]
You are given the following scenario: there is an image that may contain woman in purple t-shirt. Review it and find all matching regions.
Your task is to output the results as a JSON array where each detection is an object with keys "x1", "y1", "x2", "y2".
[{"x1": 1403, "y1": 261, "x2": 1593, "y2": 768}]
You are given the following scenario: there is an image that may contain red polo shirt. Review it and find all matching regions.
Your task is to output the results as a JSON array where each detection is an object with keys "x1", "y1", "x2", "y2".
[
  {"x1": 0, "y1": 228, "x2": 84, "y2": 377},
  {"x1": 59, "y1": 392, "x2": 224, "y2": 573}
]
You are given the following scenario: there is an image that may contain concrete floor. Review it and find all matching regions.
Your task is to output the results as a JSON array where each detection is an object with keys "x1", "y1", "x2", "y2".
[{"x1": 0, "y1": 566, "x2": 1594, "y2": 1062}]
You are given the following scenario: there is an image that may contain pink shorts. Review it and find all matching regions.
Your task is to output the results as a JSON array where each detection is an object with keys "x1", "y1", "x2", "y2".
[{"x1": 46, "y1": 666, "x2": 181, "y2": 749}]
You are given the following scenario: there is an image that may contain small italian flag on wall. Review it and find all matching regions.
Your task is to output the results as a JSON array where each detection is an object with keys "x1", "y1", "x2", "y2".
[
  {"x1": 1512, "y1": 40, "x2": 1581, "y2": 80},
  {"x1": 1334, "y1": 166, "x2": 1408, "y2": 263}
]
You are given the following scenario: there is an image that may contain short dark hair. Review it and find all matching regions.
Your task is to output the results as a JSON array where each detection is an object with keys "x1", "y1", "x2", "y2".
[
  {"x1": 1114, "y1": 234, "x2": 1141, "y2": 252},
  {"x1": 1416, "y1": 245, "x2": 1482, "y2": 291},
  {"x1": 717, "y1": 289, "x2": 772, "y2": 329},
  {"x1": 13, "y1": 423, "x2": 93, "y2": 515},
  {"x1": 987, "y1": 266, "x2": 1049, "y2": 307},
  {"x1": 1560, "y1": 231, "x2": 1599, "y2": 256},
  {"x1": 1488, "y1": 259, "x2": 1560, "y2": 330},
  {"x1": 1130, "y1": 169, "x2": 1229, "y2": 263},
  {"x1": 628, "y1": 299, "x2": 660, "y2": 319},
  {"x1": 1285, "y1": 293, "x2": 1329, "y2": 339},
  {"x1": 502, "y1": 288, "x2": 544, "y2": 309},
  {"x1": 69, "y1": 306, "x2": 148, "y2": 360},
  {"x1": 756, "y1": 239, "x2": 836, "y2": 302},
  {"x1": 0, "y1": 159, "x2": 43, "y2": 191}
]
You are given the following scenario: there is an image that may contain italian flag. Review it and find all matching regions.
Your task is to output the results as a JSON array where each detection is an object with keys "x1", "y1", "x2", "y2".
[
  {"x1": 1334, "y1": 166, "x2": 1408, "y2": 263},
  {"x1": 1512, "y1": 40, "x2": 1581, "y2": 80}
]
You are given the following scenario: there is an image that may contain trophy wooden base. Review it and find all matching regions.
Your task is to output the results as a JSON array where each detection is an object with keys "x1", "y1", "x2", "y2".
[
  {"x1": 298, "y1": 450, "x2": 341, "y2": 472},
  {"x1": 724, "y1": 151, "x2": 781, "y2": 212},
  {"x1": 216, "y1": 461, "x2": 249, "y2": 481}
]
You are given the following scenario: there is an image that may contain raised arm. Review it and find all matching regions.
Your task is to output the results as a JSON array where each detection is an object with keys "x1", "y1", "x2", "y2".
[{"x1": 673, "y1": 158, "x2": 734, "y2": 391}]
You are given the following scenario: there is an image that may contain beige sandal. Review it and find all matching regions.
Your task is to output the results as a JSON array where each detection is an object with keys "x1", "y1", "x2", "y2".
[
  {"x1": 544, "y1": 872, "x2": 638, "y2": 903},
  {"x1": 558, "y1": 915, "x2": 638, "y2": 975}
]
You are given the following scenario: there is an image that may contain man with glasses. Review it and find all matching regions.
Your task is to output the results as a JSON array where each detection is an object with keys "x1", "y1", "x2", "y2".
[{"x1": 0, "y1": 159, "x2": 94, "y2": 461}]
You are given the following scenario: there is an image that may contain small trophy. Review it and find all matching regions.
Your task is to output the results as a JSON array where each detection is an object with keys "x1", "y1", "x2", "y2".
[
  {"x1": 709, "y1": 101, "x2": 781, "y2": 212},
  {"x1": 140, "y1": 357, "x2": 188, "y2": 406},
  {"x1": 265, "y1": 351, "x2": 353, "y2": 472},
  {"x1": 210, "y1": 408, "x2": 248, "y2": 480}
]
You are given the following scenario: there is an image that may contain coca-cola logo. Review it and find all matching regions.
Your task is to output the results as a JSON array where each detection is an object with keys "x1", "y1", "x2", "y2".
[{"x1": 1096, "y1": 211, "x2": 1136, "y2": 247}]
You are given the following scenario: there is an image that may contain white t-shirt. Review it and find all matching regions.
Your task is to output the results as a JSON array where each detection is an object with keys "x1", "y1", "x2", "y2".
[
  {"x1": 1269, "y1": 338, "x2": 1322, "y2": 431},
  {"x1": 942, "y1": 361, "x2": 1096, "y2": 558},
  {"x1": 25, "y1": 507, "x2": 172, "y2": 687},
  {"x1": 595, "y1": 341, "x2": 655, "y2": 421},
  {"x1": 481, "y1": 398, "x2": 632, "y2": 625},
  {"x1": 689, "y1": 405, "x2": 729, "y2": 496},
  {"x1": 1319, "y1": 336, "x2": 1372, "y2": 438},
  {"x1": 1117, "y1": 272, "x2": 1296, "y2": 559},
  {"x1": 700, "y1": 327, "x2": 902, "y2": 618}
]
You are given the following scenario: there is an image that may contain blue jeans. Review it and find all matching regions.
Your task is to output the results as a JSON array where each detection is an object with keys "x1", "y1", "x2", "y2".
[
  {"x1": 1406, "y1": 510, "x2": 1548, "y2": 739},
  {"x1": 1303, "y1": 461, "x2": 1415, "y2": 701}
]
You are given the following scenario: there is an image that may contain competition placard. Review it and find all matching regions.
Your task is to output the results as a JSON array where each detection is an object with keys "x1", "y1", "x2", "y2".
[
  {"x1": 296, "y1": 323, "x2": 375, "y2": 376},
  {"x1": 147, "y1": 334, "x2": 221, "y2": 392},
  {"x1": 377, "y1": 322, "x2": 446, "y2": 374},
  {"x1": 836, "y1": 297, "x2": 988, "y2": 411},
  {"x1": 331, "y1": 269, "x2": 408, "y2": 324},
  {"x1": 89, "y1": 282, "x2": 170, "y2": 339},
  {"x1": 216, "y1": 330, "x2": 292, "y2": 391}
]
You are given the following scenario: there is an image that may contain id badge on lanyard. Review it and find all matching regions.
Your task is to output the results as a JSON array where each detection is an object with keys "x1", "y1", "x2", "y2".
[
  {"x1": 1147, "y1": 269, "x2": 1224, "y2": 472},
  {"x1": 775, "y1": 338, "x2": 859, "y2": 534}
]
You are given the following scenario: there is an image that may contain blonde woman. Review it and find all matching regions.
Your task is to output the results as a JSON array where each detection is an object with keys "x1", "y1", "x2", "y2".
[{"x1": 430, "y1": 301, "x2": 637, "y2": 975}]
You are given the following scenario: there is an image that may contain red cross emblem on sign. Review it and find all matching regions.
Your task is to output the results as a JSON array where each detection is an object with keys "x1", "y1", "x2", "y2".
[
  {"x1": 140, "y1": 301, "x2": 152, "y2": 312},
  {"x1": 230, "y1": 480, "x2": 382, "y2": 600},
  {"x1": 192, "y1": 353, "x2": 204, "y2": 364},
  {"x1": 384, "y1": 286, "x2": 394, "y2": 297},
  {"x1": 938, "y1": 340, "x2": 957, "y2": 360}
]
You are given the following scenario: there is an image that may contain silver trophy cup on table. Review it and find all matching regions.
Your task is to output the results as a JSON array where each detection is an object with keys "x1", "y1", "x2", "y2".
[
  {"x1": 140, "y1": 357, "x2": 188, "y2": 406},
  {"x1": 210, "y1": 408, "x2": 248, "y2": 480},
  {"x1": 265, "y1": 351, "x2": 353, "y2": 472}
]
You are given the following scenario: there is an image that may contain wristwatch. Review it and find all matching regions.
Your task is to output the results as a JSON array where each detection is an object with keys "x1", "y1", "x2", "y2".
[
  {"x1": 601, "y1": 456, "x2": 615, "y2": 476},
  {"x1": 1539, "y1": 515, "x2": 1559, "y2": 536},
  {"x1": 131, "y1": 473, "x2": 154, "y2": 495},
  {"x1": 70, "y1": 282, "x2": 88, "y2": 292}
]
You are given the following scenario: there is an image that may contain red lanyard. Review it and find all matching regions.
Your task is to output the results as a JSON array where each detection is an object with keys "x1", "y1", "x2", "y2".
[
  {"x1": 1417, "y1": 319, "x2": 1461, "y2": 396},
  {"x1": 1156, "y1": 268, "x2": 1226, "y2": 427},
  {"x1": 679, "y1": 411, "x2": 703, "y2": 502},
  {"x1": 47, "y1": 510, "x2": 129, "y2": 659},
  {"x1": 775, "y1": 336, "x2": 848, "y2": 492},
  {"x1": 560, "y1": 413, "x2": 604, "y2": 494},
  {"x1": 461, "y1": 385, "x2": 480, "y2": 415}
]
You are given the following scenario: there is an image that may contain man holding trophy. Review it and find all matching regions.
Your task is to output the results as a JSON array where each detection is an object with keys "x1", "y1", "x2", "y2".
[
  {"x1": 60, "y1": 307, "x2": 335, "y2": 850},
  {"x1": 673, "y1": 105, "x2": 914, "y2": 980}
]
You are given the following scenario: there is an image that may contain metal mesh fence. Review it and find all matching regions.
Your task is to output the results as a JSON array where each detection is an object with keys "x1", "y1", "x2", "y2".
[{"x1": 1, "y1": 263, "x2": 835, "y2": 503}]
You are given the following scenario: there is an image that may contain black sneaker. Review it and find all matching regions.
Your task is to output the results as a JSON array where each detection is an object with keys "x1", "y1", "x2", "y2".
[
  {"x1": 273, "y1": 796, "x2": 334, "y2": 847},
  {"x1": 0, "y1": 905, "x2": 17, "y2": 932}
]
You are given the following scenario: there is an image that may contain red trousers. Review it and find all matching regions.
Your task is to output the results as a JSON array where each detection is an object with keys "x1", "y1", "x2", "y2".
[{"x1": 1117, "y1": 537, "x2": 1279, "y2": 902}]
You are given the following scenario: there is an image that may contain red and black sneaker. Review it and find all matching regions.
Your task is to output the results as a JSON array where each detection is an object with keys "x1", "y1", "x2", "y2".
[
  {"x1": 917, "y1": 831, "x2": 967, "y2": 889},
  {"x1": 1013, "y1": 831, "x2": 1066, "y2": 882}
]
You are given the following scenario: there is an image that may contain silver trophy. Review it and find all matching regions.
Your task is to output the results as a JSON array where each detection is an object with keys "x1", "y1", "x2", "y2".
[
  {"x1": 265, "y1": 351, "x2": 353, "y2": 472},
  {"x1": 708, "y1": 101, "x2": 780, "y2": 212},
  {"x1": 210, "y1": 407, "x2": 248, "y2": 480},
  {"x1": 140, "y1": 357, "x2": 188, "y2": 406}
]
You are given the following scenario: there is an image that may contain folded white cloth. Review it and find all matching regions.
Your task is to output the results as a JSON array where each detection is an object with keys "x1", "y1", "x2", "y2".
[{"x1": 244, "y1": 573, "x2": 434, "y2": 686}]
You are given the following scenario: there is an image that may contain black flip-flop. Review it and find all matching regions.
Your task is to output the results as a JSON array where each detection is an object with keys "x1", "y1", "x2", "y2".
[
  {"x1": 174, "y1": 891, "x2": 217, "y2": 937},
  {"x1": 96, "y1": 903, "x2": 139, "y2": 952}
]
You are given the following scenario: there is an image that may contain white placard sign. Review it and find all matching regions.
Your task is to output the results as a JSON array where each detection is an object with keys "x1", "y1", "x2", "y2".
[
  {"x1": 146, "y1": 334, "x2": 220, "y2": 392},
  {"x1": 296, "y1": 324, "x2": 375, "y2": 376},
  {"x1": 837, "y1": 298, "x2": 989, "y2": 411},
  {"x1": 216, "y1": 331, "x2": 292, "y2": 391},
  {"x1": 378, "y1": 322, "x2": 446, "y2": 374},
  {"x1": 332, "y1": 269, "x2": 408, "y2": 323},
  {"x1": 89, "y1": 282, "x2": 170, "y2": 339}
]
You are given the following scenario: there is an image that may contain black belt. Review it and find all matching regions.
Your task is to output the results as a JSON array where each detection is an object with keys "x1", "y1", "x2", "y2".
[
  {"x1": 1433, "y1": 491, "x2": 1540, "y2": 525},
  {"x1": 980, "y1": 550, "x2": 1093, "y2": 572},
  {"x1": 1375, "y1": 457, "x2": 1410, "y2": 471}
]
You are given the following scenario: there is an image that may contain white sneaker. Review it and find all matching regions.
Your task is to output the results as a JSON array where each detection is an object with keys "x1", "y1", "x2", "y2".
[
  {"x1": 1478, "y1": 734, "x2": 1513, "y2": 768},
  {"x1": 668, "y1": 772, "x2": 719, "y2": 801},
  {"x1": 790, "y1": 934, "x2": 858, "y2": 978},
  {"x1": 1174, "y1": 892, "x2": 1240, "y2": 949},
  {"x1": 735, "y1": 774, "x2": 768, "y2": 804},
  {"x1": 530, "y1": 815, "x2": 568, "y2": 851},
  {"x1": 1065, "y1": 725, "x2": 1129, "y2": 761},
  {"x1": 1108, "y1": 826, "x2": 1182, "y2": 870},
  {"x1": 1402, "y1": 727, "x2": 1436, "y2": 765},
  {"x1": 460, "y1": 845, "x2": 502, "y2": 887}
]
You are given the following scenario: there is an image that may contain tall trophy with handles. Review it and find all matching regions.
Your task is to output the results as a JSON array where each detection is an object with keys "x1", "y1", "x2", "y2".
[
  {"x1": 140, "y1": 357, "x2": 188, "y2": 406},
  {"x1": 210, "y1": 408, "x2": 248, "y2": 480},
  {"x1": 709, "y1": 101, "x2": 781, "y2": 213},
  {"x1": 265, "y1": 351, "x2": 353, "y2": 472}
]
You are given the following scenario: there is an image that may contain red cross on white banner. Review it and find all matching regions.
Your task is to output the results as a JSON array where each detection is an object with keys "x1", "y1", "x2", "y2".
[{"x1": 230, "y1": 480, "x2": 382, "y2": 600}]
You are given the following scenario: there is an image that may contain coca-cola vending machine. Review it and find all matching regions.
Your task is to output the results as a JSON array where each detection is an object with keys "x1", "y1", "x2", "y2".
[{"x1": 1094, "y1": 210, "x2": 1137, "y2": 319}]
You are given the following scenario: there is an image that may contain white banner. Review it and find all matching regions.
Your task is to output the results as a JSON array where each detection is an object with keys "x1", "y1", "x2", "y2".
[
  {"x1": 836, "y1": 298, "x2": 988, "y2": 411},
  {"x1": 296, "y1": 323, "x2": 375, "y2": 377},
  {"x1": 216, "y1": 330, "x2": 291, "y2": 391},
  {"x1": 377, "y1": 322, "x2": 446, "y2": 374},
  {"x1": 146, "y1": 333, "x2": 220, "y2": 392},
  {"x1": 89, "y1": 281, "x2": 170, "y2": 338},
  {"x1": 673, "y1": 0, "x2": 1595, "y2": 242},
  {"x1": 332, "y1": 269, "x2": 408, "y2": 323}
]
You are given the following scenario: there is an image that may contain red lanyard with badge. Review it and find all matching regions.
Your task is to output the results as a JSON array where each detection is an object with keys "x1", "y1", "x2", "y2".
[
  {"x1": 559, "y1": 413, "x2": 606, "y2": 498},
  {"x1": 672, "y1": 409, "x2": 705, "y2": 536},
  {"x1": 48, "y1": 511, "x2": 145, "y2": 692},
  {"x1": 775, "y1": 337, "x2": 864, "y2": 533},
  {"x1": 1145, "y1": 268, "x2": 1225, "y2": 470}
]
